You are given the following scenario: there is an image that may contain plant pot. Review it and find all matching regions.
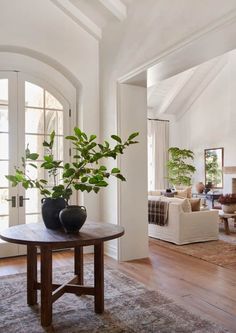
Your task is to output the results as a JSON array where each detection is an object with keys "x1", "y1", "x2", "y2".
[
  {"x1": 195, "y1": 182, "x2": 205, "y2": 194},
  {"x1": 59, "y1": 205, "x2": 87, "y2": 233},
  {"x1": 41, "y1": 197, "x2": 66, "y2": 229},
  {"x1": 222, "y1": 204, "x2": 236, "y2": 214}
]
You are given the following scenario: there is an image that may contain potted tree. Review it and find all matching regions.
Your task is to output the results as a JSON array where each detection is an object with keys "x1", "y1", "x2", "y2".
[
  {"x1": 6, "y1": 128, "x2": 139, "y2": 232},
  {"x1": 167, "y1": 147, "x2": 196, "y2": 188}
]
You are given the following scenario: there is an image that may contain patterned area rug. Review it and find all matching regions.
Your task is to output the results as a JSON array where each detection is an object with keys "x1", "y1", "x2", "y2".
[
  {"x1": 0, "y1": 265, "x2": 228, "y2": 333},
  {"x1": 150, "y1": 222, "x2": 236, "y2": 267}
]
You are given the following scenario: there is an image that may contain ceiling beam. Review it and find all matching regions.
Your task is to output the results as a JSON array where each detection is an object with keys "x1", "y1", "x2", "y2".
[
  {"x1": 99, "y1": 0, "x2": 127, "y2": 21},
  {"x1": 51, "y1": 0, "x2": 102, "y2": 40}
]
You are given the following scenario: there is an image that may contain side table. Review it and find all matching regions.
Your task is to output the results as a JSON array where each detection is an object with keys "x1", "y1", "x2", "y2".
[
  {"x1": 0, "y1": 221, "x2": 124, "y2": 327},
  {"x1": 218, "y1": 210, "x2": 236, "y2": 235}
]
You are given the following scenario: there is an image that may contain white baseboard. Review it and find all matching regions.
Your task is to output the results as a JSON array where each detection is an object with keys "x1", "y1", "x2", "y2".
[{"x1": 104, "y1": 242, "x2": 118, "y2": 259}]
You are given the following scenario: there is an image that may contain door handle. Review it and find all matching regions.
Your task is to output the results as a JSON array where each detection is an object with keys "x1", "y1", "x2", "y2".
[
  {"x1": 6, "y1": 196, "x2": 16, "y2": 208},
  {"x1": 19, "y1": 195, "x2": 30, "y2": 207}
]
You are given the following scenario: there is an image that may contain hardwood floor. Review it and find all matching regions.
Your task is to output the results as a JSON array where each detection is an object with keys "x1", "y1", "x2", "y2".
[{"x1": 1, "y1": 239, "x2": 236, "y2": 332}]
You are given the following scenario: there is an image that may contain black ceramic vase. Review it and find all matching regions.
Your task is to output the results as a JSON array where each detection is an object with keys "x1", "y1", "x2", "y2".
[
  {"x1": 41, "y1": 197, "x2": 66, "y2": 229},
  {"x1": 59, "y1": 205, "x2": 87, "y2": 233}
]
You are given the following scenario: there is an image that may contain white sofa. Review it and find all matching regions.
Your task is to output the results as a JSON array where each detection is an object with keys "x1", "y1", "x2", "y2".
[{"x1": 148, "y1": 196, "x2": 219, "y2": 245}]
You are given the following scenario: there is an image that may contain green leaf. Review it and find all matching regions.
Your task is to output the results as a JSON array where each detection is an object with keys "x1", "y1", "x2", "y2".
[
  {"x1": 63, "y1": 168, "x2": 75, "y2": 178},
  {"x1": 93, "y1": 187, "x2": 100, "y2": 193},
  {"x1": 128, "y1": 132, "x2": 139, "y2": 141},
  {"x1": 97, "y1": 181, "x2": 108, "y2": 187},
  {"x1": 91, "y1": 153, "x2": 102, "y2": 162},
  {"x1": 42, "y1": 141, "x2": 50, "y2": 147},
  {"x1": 81, "y1": 132, "x2": 88, "y2": 140},
  {"x1": 6, "y1": 175, "x2": 17, "y2": 182},
  {"x1": 73, "y1": 183, "x2": 87, "y2": 191},
  {"x1": 111, "y1": 135, "x2": 122, "y2": 143},
  {"x1": 89, "y1": 134, "x2": 97, "y2": 142},
  {"x1": 50, "y1": 130, "x2": 55, "y2": 143},
  {"x1": 39, "y1": 179, "x2": 48, "y2": 184},
  {"x1": 40, "y1": 189, "x2": 51, "y2": 196},
  {"x1": 115, "y1": 174, "x2": 126, "y2": 181},
  {"x1": 22, "y1": 181, "x2": 30, "y2": 189},
  {"x1": 111, "y1": 168, "x2": 120, "y2": 174},
  {"x1": 81, "y1": 176, "x2": 88, "y2": 183},
  {"x1": 99, "y1": 166, "x2": 107, "y2": 171},
  {"x1": 89, "y1": 178, "x2": 97, "y2": 185},
  {"x1": 74, "y1": 127, "x2": 82, "y2": 138},
  {"x1": 65, "y1": 136, "x2": 77, "y2": 141},
  {"x1": 85, "y1": 186, "x2": 93, "y2": 193},
  {"x1": 28, "y1": 153, "x2": 39, "y2": 161},
  {"x1": 29, "y1": 163, "x2": 37, "y2": 169},
  {"x1": 87, "y1": 142, "x2": 97, "y2": 150},
  {"x1": 41, "y1": 162, "x2": 54, "y2": 169},
  {"x1": 44, "y1": 155, "x2": 53, "y2": 162},
  {"x1": 64, "y1": 163, "x2": 70, "y2": 169}
]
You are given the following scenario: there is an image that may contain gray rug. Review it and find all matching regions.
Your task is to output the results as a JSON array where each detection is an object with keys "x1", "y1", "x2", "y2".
[{"x1": 0, "y1": 265, "x2": 228, "y2": 333}]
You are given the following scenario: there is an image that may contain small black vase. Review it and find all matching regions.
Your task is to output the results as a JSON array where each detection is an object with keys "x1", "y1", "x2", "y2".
[
  {"x1": 59, "y1": 205, "x2": 87, "y2": 233},
  {"x1": 41, "y1": 197, "x2": 66, "y2": 230}
]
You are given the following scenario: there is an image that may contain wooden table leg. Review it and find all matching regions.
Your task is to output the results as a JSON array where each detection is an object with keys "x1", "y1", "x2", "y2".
[
  {"x1": 94, "y1": 242, "x2": 104, "y2": 314},
  {"x1": 27, "y1": 245, "x2": 37, "y2": 305},
  {"x1": 74, "y1": 246, "x2": 84, "y2": 285},
  {"x1": 223, "y1": 218, "x2": 230, "y2": 235},
  {"x1": 40, "y1": 246, "x2": 52, "y2": 327}
]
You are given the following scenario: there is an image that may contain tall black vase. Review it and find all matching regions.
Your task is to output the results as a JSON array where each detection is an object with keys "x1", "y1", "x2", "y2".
[{"x1": 41, "y1": 197, "x2": 66, "y2": 229}]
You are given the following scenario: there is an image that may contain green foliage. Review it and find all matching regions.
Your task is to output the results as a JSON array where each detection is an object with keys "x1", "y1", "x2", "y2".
[
  {"x1": 205, "y1": 150, "x2": 222, "y2": 187},
  {"x1": 167, "y1": 147, "x2": 196, "y2": 187},
  {"x1": 6, "y1": 128, "x2": 139, "y2": 202}
]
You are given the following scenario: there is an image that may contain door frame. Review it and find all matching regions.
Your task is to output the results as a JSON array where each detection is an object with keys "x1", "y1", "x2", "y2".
[{"x1": 0, "y1": 70, "x2": 77, "y2": 258}]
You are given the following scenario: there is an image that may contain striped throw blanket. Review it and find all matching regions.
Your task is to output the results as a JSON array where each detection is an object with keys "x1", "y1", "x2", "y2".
[{"x1": 148, "y1": 199, "x2": 169, "y2": 226}]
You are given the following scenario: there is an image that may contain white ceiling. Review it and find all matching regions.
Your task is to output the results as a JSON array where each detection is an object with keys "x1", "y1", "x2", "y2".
[
  {"x1": 51, "y1": 0, "x2": 129, "y2": 39},
  {"x1": 147, "y1": 52, "x2": 228, "y2": 120}
]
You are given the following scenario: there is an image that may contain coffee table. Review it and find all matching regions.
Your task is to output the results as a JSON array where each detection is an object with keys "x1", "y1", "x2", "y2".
[
  {"x1": 0, "y1": 221, "x2": 124, "y2": 327},
  {"x1": 218, "y1": 210, "x2": 236, "y2": 235}
]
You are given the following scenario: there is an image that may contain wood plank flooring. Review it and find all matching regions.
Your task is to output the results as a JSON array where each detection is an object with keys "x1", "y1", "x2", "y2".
[{"x1": 1, "y1": 239, "x2": 236, "y2": 332}]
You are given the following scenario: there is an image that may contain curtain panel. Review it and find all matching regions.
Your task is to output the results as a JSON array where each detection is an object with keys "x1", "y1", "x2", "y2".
[{"x1": 148, "y1": 120, "x2": 169, "y2": 190}]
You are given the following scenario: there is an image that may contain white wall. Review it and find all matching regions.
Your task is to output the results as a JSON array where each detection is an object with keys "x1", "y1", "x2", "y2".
[
  {"x1": 170, "y1": 51, "x2": 236, "y2": 193},
  {"x1": 118, "y1": 84, "x2": 148, "y2": 261},
  {"x1": 100, "y1": 0, "x2": 236, "y2": 259},
  {"x1": 0, "y1": 0, "x2": 100, "y2": 220}
]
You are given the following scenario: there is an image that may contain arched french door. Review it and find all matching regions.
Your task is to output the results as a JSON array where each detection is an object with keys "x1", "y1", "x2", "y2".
[{"x1": 0, "y1": 71, "x2": 72, "y2": 257}]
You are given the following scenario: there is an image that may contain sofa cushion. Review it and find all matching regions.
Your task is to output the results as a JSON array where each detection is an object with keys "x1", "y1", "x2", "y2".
[
  {"x1": 175, "y1": 186, "x2": 192, "y2": 198},
  {"x1": 189, "y1": 198, "x2": 201, "y2": 212},
  {"x1": 148, "y1": 195, "x2": 192, "y2": 213}
]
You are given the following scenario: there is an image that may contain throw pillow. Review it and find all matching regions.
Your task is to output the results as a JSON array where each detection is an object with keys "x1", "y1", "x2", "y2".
[
  {"x1": 170, "y1": 197, "x2": 192, "y2": 213},
  {"x1": 181, "y1": 198, "x2": 192, "y2": 213},
  {"x1": 175, "y1": 189, "x2": 188, "y2": 198},
  {"x1": 189, "y1": 198, "x2": 201, "y2": 212},
  {"x1": 175, "y1": 186, "x2": 192, "y2": 198}
]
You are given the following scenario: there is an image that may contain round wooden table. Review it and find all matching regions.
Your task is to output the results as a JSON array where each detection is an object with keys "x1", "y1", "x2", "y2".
[{"x1": 0, "y1": 221, "x2": 124, "y2": 327}]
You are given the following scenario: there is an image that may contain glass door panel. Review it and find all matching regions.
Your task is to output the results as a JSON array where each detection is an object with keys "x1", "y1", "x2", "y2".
[
  {"x1": 0, "y1": 79, "x2": 9, "y2": 236},
  {"x1": 0, "y1": 73, "x2": 71, "y2": 257},
  {"x1": 24, "y1": 81, "x2": 67, "y2": 226}
]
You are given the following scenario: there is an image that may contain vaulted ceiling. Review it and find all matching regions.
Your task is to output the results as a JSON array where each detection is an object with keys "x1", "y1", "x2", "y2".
[
  {"x1": 51, "y1": 0, "x2": 130, "y2": 39},
  {"x1": 147, "y1": 52, "x2": 228, "y2": 120}
]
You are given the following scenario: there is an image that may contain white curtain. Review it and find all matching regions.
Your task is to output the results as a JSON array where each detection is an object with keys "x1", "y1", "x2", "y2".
[{"x1": 148, "y1": 120, "x2": 169, "y2": 190}]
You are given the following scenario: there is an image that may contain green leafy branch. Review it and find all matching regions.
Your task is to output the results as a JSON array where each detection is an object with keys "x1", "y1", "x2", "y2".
[{"x1": 6, "y1": 128, "x2": 139, "y2": 202}]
